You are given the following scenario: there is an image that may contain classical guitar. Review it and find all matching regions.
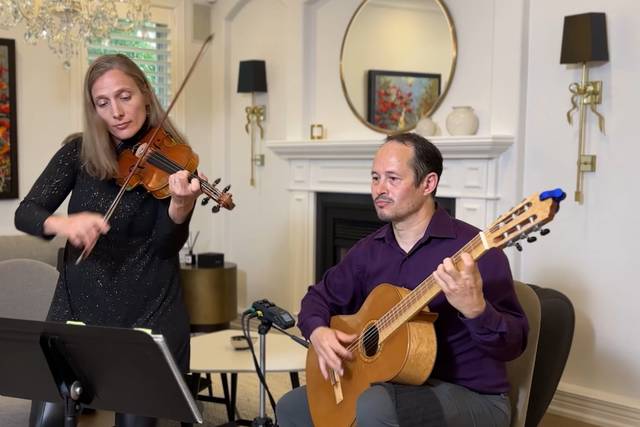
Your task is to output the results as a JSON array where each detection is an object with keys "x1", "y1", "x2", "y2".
[{"x1": 305, "y1": 189, "x2": 566, "y2": 427}]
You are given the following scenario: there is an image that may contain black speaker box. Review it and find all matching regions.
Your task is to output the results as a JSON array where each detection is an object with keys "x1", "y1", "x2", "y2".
[{"x1": 197, "y1": 252, "x2": 224, "y2": 268}]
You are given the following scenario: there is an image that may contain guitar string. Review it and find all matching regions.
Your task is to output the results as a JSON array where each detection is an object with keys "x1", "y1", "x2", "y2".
[
  {"x1": 353, "y1": 208, "x2": 529, "y2": 352},
  {"x1": 347, "y1": 202, "x2": 532, "y2": 353},
  {"x1": 349, "y1": 233, "x2": 488, "y2": 353},
  {"x1": 367, "y1": 236, "x2": 479, "y2": 343},
  {"x1": 345, "y1": 234, "x2": 483, "y2": 354}
]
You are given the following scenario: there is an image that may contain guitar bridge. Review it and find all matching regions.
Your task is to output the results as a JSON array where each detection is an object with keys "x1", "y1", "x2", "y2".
[{"x1": 330, "y1": 370, "x2": 344, "y2": 404}]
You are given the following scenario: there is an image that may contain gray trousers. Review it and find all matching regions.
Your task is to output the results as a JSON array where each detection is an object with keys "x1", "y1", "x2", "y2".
[{"x1": 276, "y1": 379, "x2": 510, "y2": 427}]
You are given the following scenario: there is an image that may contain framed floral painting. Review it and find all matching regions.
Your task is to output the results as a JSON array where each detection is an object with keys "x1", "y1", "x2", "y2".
[
  {"x1": 0, "y1": 38, "x2": 17, "y2": 199},
  {"x1": 367, "y1": 70, "x2": 441, "y2": 131}
]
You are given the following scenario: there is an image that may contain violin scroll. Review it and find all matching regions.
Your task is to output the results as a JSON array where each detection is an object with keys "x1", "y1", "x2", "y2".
[{"x1": 199, "y1": 178, "x2": 234, "y2": 213}]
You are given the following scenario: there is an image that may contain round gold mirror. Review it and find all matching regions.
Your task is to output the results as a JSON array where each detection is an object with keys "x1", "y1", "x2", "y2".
[{"x1": 340, "y1": 0, "x2": 457, "y2": 134}]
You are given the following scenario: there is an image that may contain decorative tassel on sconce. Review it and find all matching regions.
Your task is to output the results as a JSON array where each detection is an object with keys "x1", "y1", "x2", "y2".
[
  {"x1": 237, "y1": 60, "x2": 267, "y2": 187},
  {"x1": 560, "y1": 12, "x2": 609, "y2": 204}
]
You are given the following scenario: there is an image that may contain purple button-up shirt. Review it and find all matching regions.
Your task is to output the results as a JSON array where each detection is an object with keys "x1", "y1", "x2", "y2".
[{"x1": 299, "y1": 207, "x2": 528, "y2": 394}]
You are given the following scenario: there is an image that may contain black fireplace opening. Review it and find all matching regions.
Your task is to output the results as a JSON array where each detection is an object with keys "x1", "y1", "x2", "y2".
[{"x1": 315, "y1": 192, "x2": 455, "y2": 282}]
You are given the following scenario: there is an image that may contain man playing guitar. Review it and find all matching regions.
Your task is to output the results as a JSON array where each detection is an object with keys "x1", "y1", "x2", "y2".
[{"x1": 276, "y1": 133, "x2": 528, "y2": 427}]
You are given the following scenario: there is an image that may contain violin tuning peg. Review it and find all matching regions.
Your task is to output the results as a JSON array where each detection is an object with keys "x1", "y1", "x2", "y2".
[
  {"x1": 540, "y1": 228, "x2": 551, "y2": 236},
  {"x1": 201, "y1": 197, "x2": 210, "y2": 206},
  {"x1": 223, "y1": 185, "x2": 231, "y2": 193},
  {"x1": 213, "y1": 178, "x2": 221, "y2": 185},
  {"x1": 527, "y1": 236, "x2": 537, "y2": 243},
  {"x1": 515, "y1": 242, "x2": 523, "y2": 252},
  {"x1": 211, "y1": 205, "x2": 221, "y2": 213}
]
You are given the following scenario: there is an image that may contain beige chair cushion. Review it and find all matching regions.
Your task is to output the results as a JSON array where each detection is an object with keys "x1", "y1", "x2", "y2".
[
  {"x1": 506, "y1": 281, "x2": 542, "y2": 427},
  {"x1": 0, "y1": 235, "x2": 65, "y2": 268}
]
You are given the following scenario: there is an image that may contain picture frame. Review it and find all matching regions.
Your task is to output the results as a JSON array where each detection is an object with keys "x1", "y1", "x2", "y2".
[
  {"x1": 367, "y1": 70, "x2": 441, "y2": 131},
  {"x1": 0, "y1": 38, "x2": 17, "y2": 199}
]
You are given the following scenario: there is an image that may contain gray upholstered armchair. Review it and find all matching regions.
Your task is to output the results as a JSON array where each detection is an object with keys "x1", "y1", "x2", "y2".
[{"x1": 507, "y1": 281, "x2": 575, "y2": 427}]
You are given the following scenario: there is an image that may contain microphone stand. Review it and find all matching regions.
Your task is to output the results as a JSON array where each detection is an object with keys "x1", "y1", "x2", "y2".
[
  {"x1": 242, "y1": 310, "x2": 309, "y2": 427},
  {"x1": 253, "y1": 318, "x2": 274, "y2": 427}
]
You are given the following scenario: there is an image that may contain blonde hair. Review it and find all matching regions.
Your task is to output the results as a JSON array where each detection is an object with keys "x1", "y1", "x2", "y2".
[{"x1": 79, "y1": 54, "x2": 183, "y2": 180}]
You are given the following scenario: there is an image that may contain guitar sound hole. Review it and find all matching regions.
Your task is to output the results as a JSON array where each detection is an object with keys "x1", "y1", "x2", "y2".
[{"x1": 362, "y1": 325, "x2": 379, "y2": 357}]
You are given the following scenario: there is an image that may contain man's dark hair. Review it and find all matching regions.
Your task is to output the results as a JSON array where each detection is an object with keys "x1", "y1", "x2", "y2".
[{"x1": 384, "y1": 133, "x2": 443, "y2": 193}]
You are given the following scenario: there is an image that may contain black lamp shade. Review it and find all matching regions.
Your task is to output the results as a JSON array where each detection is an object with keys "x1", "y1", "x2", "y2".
[
  {"x1": 560, "y1": 13, "x2": 609, "y2": 64},
  {"x1": 237, "y1": 60, "x2": 267, "y2": 93}
]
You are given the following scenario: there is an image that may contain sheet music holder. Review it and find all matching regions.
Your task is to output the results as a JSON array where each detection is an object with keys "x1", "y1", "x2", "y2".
[{"x1": 0, "y1": 317, "x2": 202, "y2": 425}]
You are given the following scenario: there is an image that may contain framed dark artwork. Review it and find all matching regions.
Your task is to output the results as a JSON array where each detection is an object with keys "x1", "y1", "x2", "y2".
[
  {"x1": 0, "y1": 38, "x2": 17, "y2": 199},
  {"x1": 367, "y1": 70, "x2": 441, "y2": 131}
]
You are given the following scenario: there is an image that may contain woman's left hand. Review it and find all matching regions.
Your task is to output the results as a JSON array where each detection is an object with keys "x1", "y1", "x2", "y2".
[{"x1": 168, "y1": 170, "x2": 207, "y2": 224}]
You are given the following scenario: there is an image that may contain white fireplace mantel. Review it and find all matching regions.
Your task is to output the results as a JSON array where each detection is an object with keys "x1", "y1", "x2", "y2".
[
  {"x1": 267, "y1": 135, "x2": 513, "y2": 160},
  {"x1": 267, "y1": 135, "x2": 514, "y2": 304}
]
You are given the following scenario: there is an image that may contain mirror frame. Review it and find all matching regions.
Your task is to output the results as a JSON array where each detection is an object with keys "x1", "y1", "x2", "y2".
[{"x1": 339, "y1": 0, "x2": 458, "y2": 135}]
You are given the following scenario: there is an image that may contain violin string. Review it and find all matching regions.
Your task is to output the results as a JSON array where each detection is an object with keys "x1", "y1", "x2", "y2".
[
  {"x1": 145, "y1": 150, "x2": 223, "y2": 198},
  {"x1": 78, "y1": 36, "x2": 216, "y2": 265},
  {"x1": 154, "y1": 153, "x2": 222, "y2": 198}
]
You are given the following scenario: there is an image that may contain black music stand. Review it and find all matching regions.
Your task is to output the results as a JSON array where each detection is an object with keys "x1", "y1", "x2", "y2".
[{"x1": 0, "y1": 317, "x2": 202, "y2": 426}]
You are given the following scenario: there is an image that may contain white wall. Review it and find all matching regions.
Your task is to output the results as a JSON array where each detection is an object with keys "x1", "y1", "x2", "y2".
[
  {"x1": 209, "y1": 0, "x2": 529, "y2": 312},
  {"x1": 214, "y1": 0, "x2": 640, "y2": 422},
  {"x1": 0, "y1": 31, "x2": 74, "y2": 234},
  {"x1": 3, "y1": 0, "x2": 639, "y2": 420},
  {"x1": 210, "y1": 0, "x2": 293, "y2": 311},
  {"x1": 0, "y1": 1, "x2": 217, "y2": 249},
  {"x1": 522, "y1": 0, "x2": 640, "y2": 416}
]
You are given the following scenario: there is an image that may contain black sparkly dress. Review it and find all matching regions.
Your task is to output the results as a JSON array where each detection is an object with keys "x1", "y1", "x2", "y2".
[{"x1": 14, "y1": 135, "x2": 191, "y2": 372}]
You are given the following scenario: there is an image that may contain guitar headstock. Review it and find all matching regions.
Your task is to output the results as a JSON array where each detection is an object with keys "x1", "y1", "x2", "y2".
[{"x1": 484, "y1": 189, "x2": 566, "y2": 251}]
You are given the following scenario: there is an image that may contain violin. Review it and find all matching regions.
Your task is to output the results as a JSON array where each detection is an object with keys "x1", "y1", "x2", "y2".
[
  {"x1": 76, "y1": 33, "x2": 229, "y2": 264},
  {"x1": 117, "y1": 126, "x2": 234, "y2": 212}
]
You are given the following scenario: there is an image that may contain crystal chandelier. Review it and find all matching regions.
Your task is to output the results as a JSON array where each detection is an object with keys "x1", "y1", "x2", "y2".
[{"x1": 0, "y1": 1, "x2": 151, "y2": 68}]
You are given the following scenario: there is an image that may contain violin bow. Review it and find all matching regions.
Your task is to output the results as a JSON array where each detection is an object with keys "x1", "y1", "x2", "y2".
[{"x1": 77, "y1": 34, "x2": 215, "y2": 264}]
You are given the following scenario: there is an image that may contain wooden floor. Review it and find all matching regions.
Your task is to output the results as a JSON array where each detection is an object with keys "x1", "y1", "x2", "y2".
[
  {"x1": 76, "y1": 407, "x2": 600, "y2": 427},
  {"x1": 539, "y1": 412, "x2": 600, "y2": 427}
]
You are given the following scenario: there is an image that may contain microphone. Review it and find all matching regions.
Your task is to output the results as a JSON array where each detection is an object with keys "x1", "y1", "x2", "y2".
[{"x1": 250, "y1": 299, "x2": 296, "y2": 330}]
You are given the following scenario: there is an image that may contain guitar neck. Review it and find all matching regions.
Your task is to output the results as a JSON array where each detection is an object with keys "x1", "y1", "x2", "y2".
[{"x1": 377, "y1": 233, "x2": 488, "y2": 342}]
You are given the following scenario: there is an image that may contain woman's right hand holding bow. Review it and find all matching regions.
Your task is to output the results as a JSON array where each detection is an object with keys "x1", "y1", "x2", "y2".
[{"x1": 44, "y1": 213, "x2": 110, "y2": 254}]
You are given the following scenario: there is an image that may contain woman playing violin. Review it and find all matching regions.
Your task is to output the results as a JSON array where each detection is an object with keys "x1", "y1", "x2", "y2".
[{"x1": 15, "y1": 54, "x2": 203, "y2": 427}]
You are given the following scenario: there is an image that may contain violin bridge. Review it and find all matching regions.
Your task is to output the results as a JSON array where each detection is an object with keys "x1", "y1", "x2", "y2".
[{"x1": 330, "y1": 370, "x2": 344, "y2": 404}]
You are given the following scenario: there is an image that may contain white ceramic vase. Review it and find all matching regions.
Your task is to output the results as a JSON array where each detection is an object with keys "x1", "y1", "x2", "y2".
[
  {"x1": 414, "y1": 116, "x2": 438, "y2": 137},
  {"x1": 445, "y1": 106, "x2": 479, "y2": 136}
]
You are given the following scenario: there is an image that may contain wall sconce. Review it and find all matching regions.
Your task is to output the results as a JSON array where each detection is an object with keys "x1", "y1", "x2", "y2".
[
  {"x1": 237, "y1": 60, "x2": 268, "y2": 187},
  {"x1": 560, "y1": 12, "x2": 609, "y2": 204}
]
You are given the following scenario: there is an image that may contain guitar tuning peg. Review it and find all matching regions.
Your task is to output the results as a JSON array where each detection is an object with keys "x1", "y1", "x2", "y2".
[
  {"x1": 223, "y1": 185, "x2": 231, "y2": 193},
  {"x1": 201, "y1": 197, "x2": 210, "y2": 206},
  {"x1": 527, "y1": 236, "x2": 537, "y2": 243},
  {"x1": 213, "y1": 178, "x2": 221, "y2": 185},
  {"x1": 540, "y1": 228, "x2": 551, "y2": 236},
  {"x1": 211, "y1": 205, "x2": 221, "y2": 213},
  {"x1": 515, "y1": 242, "x2": 523, "y2": 252}
]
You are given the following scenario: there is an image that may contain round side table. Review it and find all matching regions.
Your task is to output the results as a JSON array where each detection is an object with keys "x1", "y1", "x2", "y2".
[{"x1": 180, "y1": 262, "x2": 237, "y2": 332}]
